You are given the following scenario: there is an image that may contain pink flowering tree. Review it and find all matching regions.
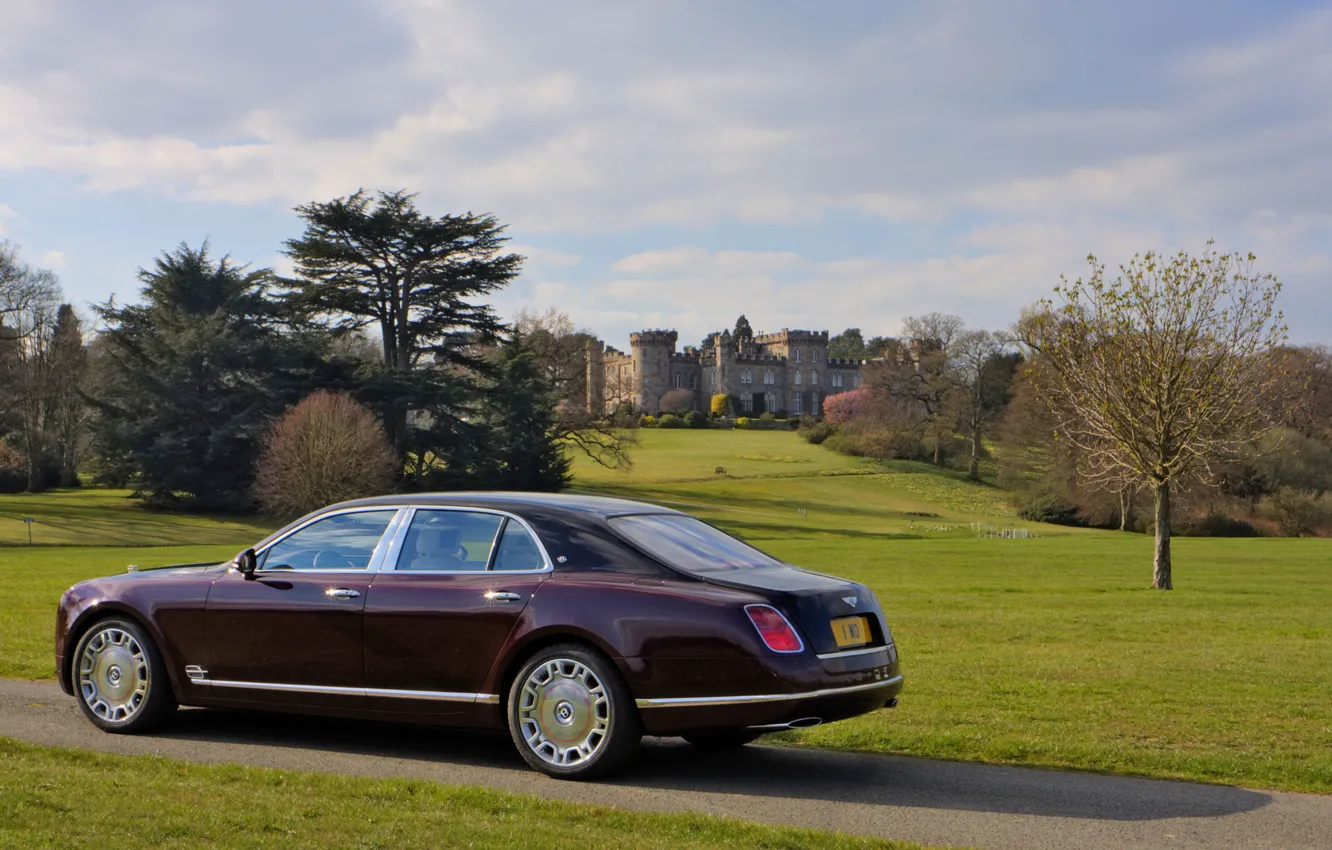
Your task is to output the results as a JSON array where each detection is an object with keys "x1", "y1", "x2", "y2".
[{"x1": 823, "y1": 387, "x2": 877, "y2": 425}]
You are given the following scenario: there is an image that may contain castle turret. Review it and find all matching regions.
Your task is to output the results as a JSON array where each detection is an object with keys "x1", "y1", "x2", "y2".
[
  {"x1": 629, "y1": 329, "x2": 678, "y2": 413},
  {"x1": 584, "y1": 338, "x2": 605, "y2": 414}
]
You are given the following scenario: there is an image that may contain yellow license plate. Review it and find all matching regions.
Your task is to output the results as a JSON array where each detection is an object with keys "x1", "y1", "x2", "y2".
[{"x1": 831, "y1": 616, "x2": 871, "y2": 648}]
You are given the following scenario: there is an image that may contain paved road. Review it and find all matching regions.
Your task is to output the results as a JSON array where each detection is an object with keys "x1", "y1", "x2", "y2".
[{"x1": 3, "y1": 679, "x2": 1328, "y2": 849}]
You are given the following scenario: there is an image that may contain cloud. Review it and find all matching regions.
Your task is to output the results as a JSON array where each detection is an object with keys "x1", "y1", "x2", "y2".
[
  {"x1": 0, "y1": 203, "x2": 15, "y2": 236},
  {"x1": 39, "y1": 250, "x2": 67, "y2": 270}
]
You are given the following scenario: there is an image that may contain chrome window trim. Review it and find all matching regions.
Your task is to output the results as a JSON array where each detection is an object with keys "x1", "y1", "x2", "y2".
[
  {"x1": 195, "y1": 678, "x2": 500, "y2": 704},
  {"x1": 815, "y1": 644, "x2": 893, "y2": 661},
  {"x1": 249, "y1": 507, "x2": 408, "y2": 576},
  {"x1": 383, "y1": 506, "x2": 554, "y2": 574},
  {"x1": 634, "y1": 675, "x2": 904, "y2": 709}
]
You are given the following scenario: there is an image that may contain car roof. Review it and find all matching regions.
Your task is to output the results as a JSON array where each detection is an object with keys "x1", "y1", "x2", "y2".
[{"x1": 327, "y1": 491, "x2": 686, "y2": 521}]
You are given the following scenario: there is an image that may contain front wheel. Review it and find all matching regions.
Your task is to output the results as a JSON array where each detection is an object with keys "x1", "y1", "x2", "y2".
[
  {"x1": 682, "y1": 729, "x2": 764, "y2": 750},
  {"x1": 506, "y1": 644, "x2": 641, "y2": 780},
  {"x1": 72, "y1": 618, "x2": 176, "y2": 733}
]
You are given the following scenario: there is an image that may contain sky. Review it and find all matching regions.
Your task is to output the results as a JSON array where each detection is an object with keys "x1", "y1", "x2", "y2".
[{"x1": 1, "y1": 0, "x2": 1329, "y2": 348}]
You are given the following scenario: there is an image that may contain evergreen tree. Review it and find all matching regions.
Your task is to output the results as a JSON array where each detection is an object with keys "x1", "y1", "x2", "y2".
[
  {"x1": 282, "y1": 190, "x2": 521, "y2": 473},
  {"x1": 90, "y1": 243, "x2": 342, "y2": 510},
  {"x1": 828, "y1": 328, "x2": 867, "y2": 360},
  {"x1": 47, "y1": 304, "x2": 87, "y2": 486},
  {"x1": 474, "y1": 336, "x2": 571, "y2": 491}
]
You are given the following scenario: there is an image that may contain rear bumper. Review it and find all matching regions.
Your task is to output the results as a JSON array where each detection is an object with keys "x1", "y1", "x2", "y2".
[{"x1": 636, "y1": 675, "x2": 902, "y2": 709}]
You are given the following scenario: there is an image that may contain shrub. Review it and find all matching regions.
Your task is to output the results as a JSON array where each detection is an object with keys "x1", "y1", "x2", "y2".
[
  {"x1": 735, "y1": 416, "x2": 752, "y2": 429},
  {"x1": 1018, "y1": 494, "x2": 1084, "y2": 526},
  {"x1": 254, "y1": 391, "x2": 396, "y2": 517},
  {"x1": 1176, "y1": 513, "x2": 1262, "y2": 538},
  {"x1": 659, "y1": 389, "x2": 700, "y2": 414},
  {"x1": 611, "y1": 402, "x2": 639, "y2": 428},
  {"x1": 638, "y1": 414, "x2": 656, "y2": 427},
  {"x1": 0, "y1": 443, "x2": 25, "y2": 494},
  {"x1": 684, "y1": 410, "x2": 708, "y2": 429},
  {"x1": 823, "y1": 388, "x2": 877, "y2": 425},
  {"x1": 657, "y1": 413, "x2": 684, "y2": 429},
  {"x1": 799, "y1": 421, "x2": 837, "y2": 445},
  {"x1": 710, "y1": 394, "x2": 732, "y2": 418},
  {"x1": 759, "y1": 412, "x2": 776, "y2": 422},
  {"x1": 1262, "y1": 488, "x2": 1330, "y2": 537}
]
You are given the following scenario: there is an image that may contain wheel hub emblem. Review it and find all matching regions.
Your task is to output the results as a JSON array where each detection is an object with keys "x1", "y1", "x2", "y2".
[
  {"x1": 554, "y1": 701, "x2": 576, "y2": 726},
  {"x1": 107, "y1": 666, "x2": 123, "y2": 685}
]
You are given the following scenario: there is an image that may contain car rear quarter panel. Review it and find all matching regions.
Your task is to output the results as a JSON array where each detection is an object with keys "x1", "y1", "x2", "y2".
[{"x1": 57, "y1": 573, "x2": 212, "y2": 698}]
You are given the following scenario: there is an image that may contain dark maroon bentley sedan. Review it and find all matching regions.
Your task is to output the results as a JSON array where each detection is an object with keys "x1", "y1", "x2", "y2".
[{"x1": 56, "y1": 493, "x2": 904, "y2": 779}]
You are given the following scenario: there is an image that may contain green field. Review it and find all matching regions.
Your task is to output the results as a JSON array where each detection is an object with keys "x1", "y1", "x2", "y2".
[
  {"x1": 0, "y1": 738, "x2": 923, "y2": 849},
  {"x1": 3, "y1": 428, "x2": 1331, "y2": 796}
]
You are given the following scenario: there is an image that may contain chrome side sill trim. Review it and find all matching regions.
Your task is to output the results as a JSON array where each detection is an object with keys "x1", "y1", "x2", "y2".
[
  {"x1": 816, "y1": 644, "x2": 892, "y2": 661},
  {"x1": 195, "y1": 679, "x2": 499, "y2": 704},
  {"x1": 635, "y1": 675, "x2": 904, "y2": 709}
]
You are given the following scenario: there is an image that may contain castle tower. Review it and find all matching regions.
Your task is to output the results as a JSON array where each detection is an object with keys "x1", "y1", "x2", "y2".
[
  {"x1": 584, "y1": 338, "x2": 605, "y2": 414},
  {"x1": 629, "y1": 330, "x2": 678, "y2": 413}
]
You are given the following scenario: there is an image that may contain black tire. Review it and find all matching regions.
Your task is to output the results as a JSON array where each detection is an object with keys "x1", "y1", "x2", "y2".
[
  {"x1": 506, "y1": 643, "x2": 641, "y2": 780},
  {"x1": 682, "y1": 729, "x2": 764, "y2": 750},
  {"x1": 71, "y1": 617, "x2": 176, "y2": 734}
]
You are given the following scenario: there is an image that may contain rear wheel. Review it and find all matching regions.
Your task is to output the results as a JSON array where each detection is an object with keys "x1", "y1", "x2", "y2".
[
  {"x1": 506, "y1": 644, "x2": 641, "y2": 780},
  {"x1": 72, "y1": 618, "x2": 176, "y2": 733},
  {"x1": 683, "y1": 729, "x2": 764, "y2": 750}
]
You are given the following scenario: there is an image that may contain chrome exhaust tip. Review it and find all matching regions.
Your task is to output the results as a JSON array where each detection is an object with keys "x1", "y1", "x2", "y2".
[
  {"x1": 748, "y1": 716, "x2": 823, "y2": 731},
  {"x1": 884, "y1": 697, "x2": 899, "y2": 708}
]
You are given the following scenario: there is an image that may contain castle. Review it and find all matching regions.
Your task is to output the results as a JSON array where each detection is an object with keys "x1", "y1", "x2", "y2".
[{"x1": 584, "y1": 316, "x2": 863, "y2": 416}]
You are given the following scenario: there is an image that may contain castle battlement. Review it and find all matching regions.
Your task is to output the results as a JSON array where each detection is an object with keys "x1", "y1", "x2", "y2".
[
  {"x1": 826, "y1": 357, "x2": 863, "y2": 366},
  {"x1": 629, "y1": 330, "x2": 679, "y2": 347}
]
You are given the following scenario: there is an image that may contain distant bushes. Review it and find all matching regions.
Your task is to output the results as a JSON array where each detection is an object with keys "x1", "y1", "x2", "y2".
[
  {"x1": 657, "y1": 413, "x2": 684, "y2": 429},
  {"x1": 1017, "y1": 494, "x2": 1084, "y2": 526}
]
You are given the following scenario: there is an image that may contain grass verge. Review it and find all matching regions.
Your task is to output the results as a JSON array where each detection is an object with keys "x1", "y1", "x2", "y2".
[{"x1": 0, "y1": 738, "x2": 929, "y2": 849}]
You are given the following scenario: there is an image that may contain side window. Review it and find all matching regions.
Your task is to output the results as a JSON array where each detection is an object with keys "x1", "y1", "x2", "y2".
[
  {"x1": 397, "y1": 510, "x2": 504, "y2": 571},
  {"x1": 261, "y1": 510, "x2": 397, "y2": 571},
  {"x1": 492, "y1": 521, "x2": 546, "y2": 572}
]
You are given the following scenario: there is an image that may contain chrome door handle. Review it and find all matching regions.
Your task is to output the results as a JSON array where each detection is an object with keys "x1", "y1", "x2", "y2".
[
  {"x1": 484, "y1": 591, "x2": 523, "y2": 603},
  {"x1": 326, "y1": 588, "x2": 361, "y2": 599}
]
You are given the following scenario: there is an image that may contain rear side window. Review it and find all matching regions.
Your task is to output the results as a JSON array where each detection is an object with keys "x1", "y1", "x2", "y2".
[
  {"x1": 607, "y1": 514, "x2": 783, "y2": 573},
  {"x1": 492, "y1": 522, "x2": 545, "y2": 572},
  {"x1": 396, "y1": 510, "x2": 504, "y2": 571}
]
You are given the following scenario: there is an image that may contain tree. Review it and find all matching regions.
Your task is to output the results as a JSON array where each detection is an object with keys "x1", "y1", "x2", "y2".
[
  {"x1": 0, "y1": 242, "x2": 62, "y2": 491},
  {"x1": 90, "y1": 243, "x2": 337, "y2": 510},
  {"x1": 511, "y1": 307, "x2": 635, "y2": 470},
  {"x1": 474, "y1": 336, "x2": 571, "y2": 491},
  {"x1": 828, "y1": 328, "x2": 868, "y2": 361},
  {"x1": 1022, "y1": 244, "x2": 1288, "y2": 589},
  {"x1": 950, "y1": 331, "x2": 1020, "y2": 481},
  {"x1": 47, "y1": 305, "x2": 88, "y2": 486},
  {"x1": 254, "y1": 391, "x2": 396, "y2": 517},
  {"x1": 283, "y1": 190, "x2": 522, "y2": 464},
  {"x1": 658, "y1": 388, "x2": 700, "y2": 414},
  {"x1": 877, "y1": 313, "x2": 966, "y2": 466}
]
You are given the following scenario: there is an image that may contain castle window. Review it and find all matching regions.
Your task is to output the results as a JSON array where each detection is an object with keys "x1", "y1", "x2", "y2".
[
  {"x1": 832, "y1": 372, "x2": 843, "y2": 388},
  {"x1": 794, "y1": 370, "x2": 802, "y2": 386},
  {"x1": 741, "y1": 368, "x2": 752, "y2": 385},
  {"x1": 795, "y1": 349, "x2": 802, "y2": 363},
  {"x1": 765, "y1": 391, "x2": 776, "y2": 412},
  {"x1": 691, "y1": 373, "x2": 698, "y2": 390},
  {"x1": 813, "y1": 349, "x2": 820, "y2": 362},
  {"x1": 742, "y1": 392, "x2": 753, "y2": 412},
  {"x1": 794, "y1": 392, "x2": 804, "y2": 415},
  {"x1": 674, "y1": 373, "x2": 683, "y2": 388},
  {"x1": 811, "y1": 370, "x2": 818, "y2": 385},
  {"x1": 764, "y1": 369, "x2": 775, "y2": 385}
]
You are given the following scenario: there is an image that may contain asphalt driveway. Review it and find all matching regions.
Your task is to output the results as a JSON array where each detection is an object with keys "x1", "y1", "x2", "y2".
[{"x1": 2, "y1": 679, "x2": 1328, "y2": 849}]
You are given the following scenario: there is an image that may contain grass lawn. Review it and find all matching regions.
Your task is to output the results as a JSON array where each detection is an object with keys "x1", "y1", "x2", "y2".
[
  {"x1": 0, "y1": 738, "x2": 925, "y2": 849},
  {"x1": 3, "y1": 428, "x2": 1330, "y2": 795}
]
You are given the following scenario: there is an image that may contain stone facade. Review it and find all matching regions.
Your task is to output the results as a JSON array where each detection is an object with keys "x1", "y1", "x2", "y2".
[{"x1": 585, "y1": 316, "x2": 863, "y2": 416}]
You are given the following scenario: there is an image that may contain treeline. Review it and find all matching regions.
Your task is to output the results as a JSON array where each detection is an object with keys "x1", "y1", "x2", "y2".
[
  {"x1": 811, "y1": 314, "x2": 1332, "y2": 538},
  {"x1": 0, "y1": 191, "x2": 625, "y2": 513}
]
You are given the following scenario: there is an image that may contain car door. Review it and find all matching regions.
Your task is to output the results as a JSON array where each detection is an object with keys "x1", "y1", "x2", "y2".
[
  {"x1": 363, "y1": 508, "x2": 549, "y2": 714},
  {"x1": 205, "y1": 507, "x2": 404, "y2": 709}
]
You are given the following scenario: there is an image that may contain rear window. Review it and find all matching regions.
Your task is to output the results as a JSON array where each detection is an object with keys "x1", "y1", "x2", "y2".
[{"x1": 607, "y1": 514, "x2": 783, "y2": 573}]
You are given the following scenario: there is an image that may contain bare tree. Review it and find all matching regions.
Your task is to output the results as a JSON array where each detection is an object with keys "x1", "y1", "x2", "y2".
[
  {"x1": 950, "y1": 330, "x2": 1019, "y2": 481},
  {"x1": 254, "y1": 391, "x2": 397, "y2": 517},
  {"x1": 876, "y1": 313, "x2": 966, "y2": 466},
  {"x1": 1023, "y1": 244, "x2": 1288, "y2": 589},
  {"x1": 0, "y1": 242, "x2": 63, "y2": 490},
  {"x1": 510, "y1": 307, "x2": 636, "y2": 470}
]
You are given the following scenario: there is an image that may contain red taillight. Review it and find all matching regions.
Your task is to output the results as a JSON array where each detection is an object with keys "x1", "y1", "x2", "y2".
[{"x1": 745, "y1": 604, "x2": 805, "y2": 653}]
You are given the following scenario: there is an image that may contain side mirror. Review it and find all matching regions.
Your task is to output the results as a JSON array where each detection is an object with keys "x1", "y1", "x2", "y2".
[{"x1": 236, "y1": 549, "x2": 258, "y2": 580}]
